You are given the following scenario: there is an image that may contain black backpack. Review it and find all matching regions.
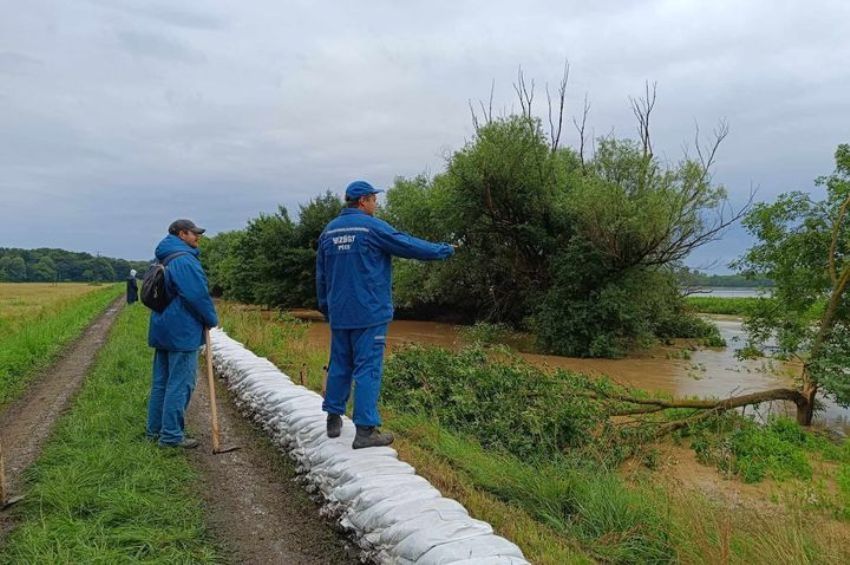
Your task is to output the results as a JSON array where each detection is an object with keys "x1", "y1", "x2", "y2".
[{"x1": 140, "y1": 252, "x2": 188, "y2": 313}]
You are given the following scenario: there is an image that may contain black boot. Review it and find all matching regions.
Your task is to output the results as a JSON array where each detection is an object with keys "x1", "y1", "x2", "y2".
[
  {"x1": 352, "y1": 425, "x2": 394, "y2": 449},
  {"x1": 327, "y1": 413, "x2": 342, "y2": 438}
]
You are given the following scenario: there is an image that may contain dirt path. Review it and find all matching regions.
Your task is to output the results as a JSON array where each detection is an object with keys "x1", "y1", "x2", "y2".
[
  {"x1": 0, "y1": 297, "x2": 124, "y2": 535},
  {"x1": 186, "y1": 372, "x2": 361, "y2": 565}
]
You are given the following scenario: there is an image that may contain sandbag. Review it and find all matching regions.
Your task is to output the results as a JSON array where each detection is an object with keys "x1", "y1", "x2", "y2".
[{"x1": 208, "y1": 328, "x2": 528, "y2": 564}]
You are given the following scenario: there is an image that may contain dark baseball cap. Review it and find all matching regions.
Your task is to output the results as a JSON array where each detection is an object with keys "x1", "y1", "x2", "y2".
[
  {"x1": 345, "y1": 180, "x2": 384, "y2": 200},
  {"x1": 168, "y1": 219, "x2": 206, "y2": 235}
]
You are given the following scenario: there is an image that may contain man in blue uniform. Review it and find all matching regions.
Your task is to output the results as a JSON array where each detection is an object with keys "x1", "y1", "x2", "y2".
[
  {"x1": 317, "y1": 180, "x2": 454, "y2": 449},
  {"x1": 147, "y1": 219, "x2": 219, "y2": 448}
]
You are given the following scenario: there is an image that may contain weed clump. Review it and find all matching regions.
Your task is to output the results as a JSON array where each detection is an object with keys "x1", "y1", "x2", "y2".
[{"x1": 688, "y1": 416, "x2": 850, "y2": 484}]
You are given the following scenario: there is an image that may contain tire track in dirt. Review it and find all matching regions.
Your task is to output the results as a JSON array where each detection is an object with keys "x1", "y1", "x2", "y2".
[
  {"x1": 186, "y1": 371, "x2": 361, "y2": 565},
  {"x1": 0, "y1": 297, "x2": 124, "y2": 538}
]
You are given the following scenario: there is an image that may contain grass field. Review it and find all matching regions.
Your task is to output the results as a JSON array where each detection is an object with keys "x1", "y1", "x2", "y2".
[
  {"x1": 685, "y1": 296, "x2": 761, "y2": 316},
  {"x1": 217, "y1": 301, "x2": 850, "y2": 564},
  {"x1": 685, "y1": 295, "x2": 826, "y2": 319},
  {"x1": 0, "y1": 304, "x2": 220, "y2": 563},
  {"x1": 0, "y1": 283, "x2": 106, "y2": 336},
  {"x1": 0, "y1": 283, "x2": 122, "y2": 407}
]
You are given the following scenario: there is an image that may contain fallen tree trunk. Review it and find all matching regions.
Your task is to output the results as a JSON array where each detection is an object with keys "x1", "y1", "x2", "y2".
[
  {"x1": 603, "y1": 387, "x2": 806, "y2": 412},
  {"x1": 593, "y1": 386, "x2": 811, "y2": 435}
]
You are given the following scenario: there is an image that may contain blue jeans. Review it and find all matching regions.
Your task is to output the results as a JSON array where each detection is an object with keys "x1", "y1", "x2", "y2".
[
  {"x1": 146, "y1": 349, "x2": 198, "y2": 445},
  {"x1": 322, "y1": 324, "x2": 387, "y2": 427}
]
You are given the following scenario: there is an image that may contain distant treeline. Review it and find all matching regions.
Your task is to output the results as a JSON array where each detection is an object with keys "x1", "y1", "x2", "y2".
[
  {"x1": 0, "y1": 248, "x2": 149, "y2": 283},
  {"x1": 682, "y1": 271, "x2": 774, "y2": 288}
]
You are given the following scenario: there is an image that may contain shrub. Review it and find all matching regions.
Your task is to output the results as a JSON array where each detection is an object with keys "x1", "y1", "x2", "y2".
[{"x1": 383, "y1": 345, "x2": 605, "y2": 459}]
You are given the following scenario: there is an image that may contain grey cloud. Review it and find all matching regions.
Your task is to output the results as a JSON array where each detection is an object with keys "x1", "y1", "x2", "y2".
[
  {"x1": 1, "y1": 0, "x2": 848, "y2": 269},
  {"x1": 90, "y1": 0, "x2": 227, "y2": 30},
  {"x1": 116, "y1": 30, "x2": 207, "y2": 64},
  {"x1": 0, "y1": 51, "x2": 42, "y2": 75}
]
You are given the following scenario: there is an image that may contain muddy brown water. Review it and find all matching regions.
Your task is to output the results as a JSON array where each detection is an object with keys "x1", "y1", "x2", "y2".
[{"x1": 291, "y1": 311, "x2": 850, "y2": 435}]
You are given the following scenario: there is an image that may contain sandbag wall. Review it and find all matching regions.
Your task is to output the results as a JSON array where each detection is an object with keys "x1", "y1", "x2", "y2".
[{"x1": 208, "y1": 328, "x2": 529, "y2": 565}]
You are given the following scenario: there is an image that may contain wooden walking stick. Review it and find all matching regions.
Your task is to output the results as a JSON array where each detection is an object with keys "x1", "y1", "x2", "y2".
[{"x1": 204, "y1": 328, "x2": 239, "y2": 455}]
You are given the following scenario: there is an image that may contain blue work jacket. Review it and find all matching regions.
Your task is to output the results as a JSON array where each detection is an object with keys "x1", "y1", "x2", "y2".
[
  {"x1": 316, "y1": 208, "x2": 453, "y2": 330},
  {"x1": 148, "y1": 235, "x2": 219, "y2": 351}
]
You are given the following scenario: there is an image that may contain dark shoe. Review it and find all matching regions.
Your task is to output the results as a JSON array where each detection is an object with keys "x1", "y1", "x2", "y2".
[
  {"x1": 159, "y1": 437, "x2": 199, "y2": 449},
  {"x1": 327, "y1": 414, "x2": 342, "y2": 438},
  {"x1": 352, "y1": 426, "x2": 394, "y2": 449}
]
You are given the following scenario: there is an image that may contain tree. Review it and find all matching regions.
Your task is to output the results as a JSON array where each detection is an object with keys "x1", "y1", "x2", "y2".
[
  {"x1": 604, "y1": 144, "x2": 850, "y2": 428},
  {"x1": 86, "y1": 258, "x2": 116, "y2": 282},
  {"x1": 294, "y1": 191, "x2": 343, "y2": 249},
  {"x1": 29, "y1": 256, "x2": 57, "y2": 282},
  {"x1": 734, "y1": 143, "x2": 850, "y2": 424},
  {"x1": 0, "y1": 254, "x2": 27, "y2": 281},
  {"x1": 384, "y1": 69, "x2": 737, "y2": 355}
]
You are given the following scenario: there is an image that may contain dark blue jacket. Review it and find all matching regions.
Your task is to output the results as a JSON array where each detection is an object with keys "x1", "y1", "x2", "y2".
[
  {"x1": 148, "y1": 235, "x2": 219, "y2": 351},
  {"x1": 316, "y1": 208, "x2": 453, "y2": 330}
]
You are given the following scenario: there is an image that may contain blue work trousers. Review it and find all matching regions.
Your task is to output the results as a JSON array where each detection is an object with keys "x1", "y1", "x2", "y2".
[
  {"x1": 146, "y1": 349, "x2": 198, "y2": 445},
  {"x1": 322, "y1": 323, "x2": 388, "y2": 427}
]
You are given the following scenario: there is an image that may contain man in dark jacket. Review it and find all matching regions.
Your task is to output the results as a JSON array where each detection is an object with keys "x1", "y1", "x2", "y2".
[
  {"x1": 316, "y1": 180, "x2": 454, "y2": 449},
  {"x1": 126, "y1": 269, "x2": 138, "y2": 304},
  {"x1": 146, "y1": 219, "x2": 219, "y2": 448}
]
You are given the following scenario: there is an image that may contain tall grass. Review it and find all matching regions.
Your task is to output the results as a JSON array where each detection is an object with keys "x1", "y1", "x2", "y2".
[
  {"x1": 0, "y1": 305, "x2": 220, "y2": 563},
  {"x1": 0, "y1": 283, "x2": 122, "y2": 407}
]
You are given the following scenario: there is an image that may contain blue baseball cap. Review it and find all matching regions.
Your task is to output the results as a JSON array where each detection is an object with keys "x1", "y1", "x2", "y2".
[{"x1": 345, "y1": 180, "x2": 384, "y2": 200}]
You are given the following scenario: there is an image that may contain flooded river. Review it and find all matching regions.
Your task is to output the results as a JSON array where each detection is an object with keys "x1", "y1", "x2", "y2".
[{"x1": 296, "y1": 311, "x2": 849, "y2": 434}]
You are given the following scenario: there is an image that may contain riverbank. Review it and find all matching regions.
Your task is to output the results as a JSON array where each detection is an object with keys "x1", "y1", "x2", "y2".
[
  {"x1": 218, "y1": 301, "x2": 850, "y2": 563},
  {"x1": 290, "y1": 309, "x2": 849, "y2": 435}
]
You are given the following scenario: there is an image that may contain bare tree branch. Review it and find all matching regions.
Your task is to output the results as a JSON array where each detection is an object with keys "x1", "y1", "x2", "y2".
[
  {"x1": 468, "y1": 99, "x2": 480, "y2": 133},
  {"x1": 546, "y1": 60, "x2": 569, "y2": 153},
  {"x1": 629, "y1": 81, "x2": 657, "y2": 159},
  {"x1": 694, "y1": 118, "x2": 730, "y2": 186},
  {"x1": 573, "y1": 93, "x2": 591, "y2": 170},
  {"x1": 513, "y1": 66, "x2": 535, "y2": 119},
  {"x1": 468, "y1": 80, "x2": 496, "y2": 134}
]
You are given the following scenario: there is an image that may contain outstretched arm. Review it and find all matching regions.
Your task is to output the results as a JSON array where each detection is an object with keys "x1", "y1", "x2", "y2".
[{"x1": 372, "y1": 222, "x2": 454, "y2": 261}]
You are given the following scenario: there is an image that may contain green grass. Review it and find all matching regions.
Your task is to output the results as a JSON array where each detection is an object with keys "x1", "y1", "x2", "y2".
[
  {"x1": 0, "y1": 304, "x2": 220, "y2": 563},
  {"x1": 391, "y1": 412, "x2": 673, "y2": 563},
  {"x1": 0, "y1": 283, "x2": 122, "y2": 407},
  {"x1": 392, "y1": 412, "x2": 850, "y2": 564},
  {"x1": 685, "y1": 295, "x2": 827, "y2": 320},
  {"x1": 688, "y1": 416, "x2": 850, "y2": 485},
  {"x1": 685, "y1": 296, "x2": 762, "y2": 316}
]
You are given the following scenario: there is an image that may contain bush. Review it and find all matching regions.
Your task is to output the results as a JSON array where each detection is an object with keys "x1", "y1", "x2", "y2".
[
  {"x1": 383, "y1": 345, "x2": 605, "y2": 459},
  {"x1": 535, "y1": 263, "x2": 719, "y2": 357}
]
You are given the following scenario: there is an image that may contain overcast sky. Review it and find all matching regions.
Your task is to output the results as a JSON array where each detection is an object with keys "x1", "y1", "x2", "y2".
[{"x1": 1, "y1": 0, "x2": 848, "y2": 271}]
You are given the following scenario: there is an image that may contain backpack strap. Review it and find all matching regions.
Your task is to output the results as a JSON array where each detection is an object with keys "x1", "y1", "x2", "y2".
[{"x1": 161, "y1": 251, "x2": 189, "y2": 267}]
